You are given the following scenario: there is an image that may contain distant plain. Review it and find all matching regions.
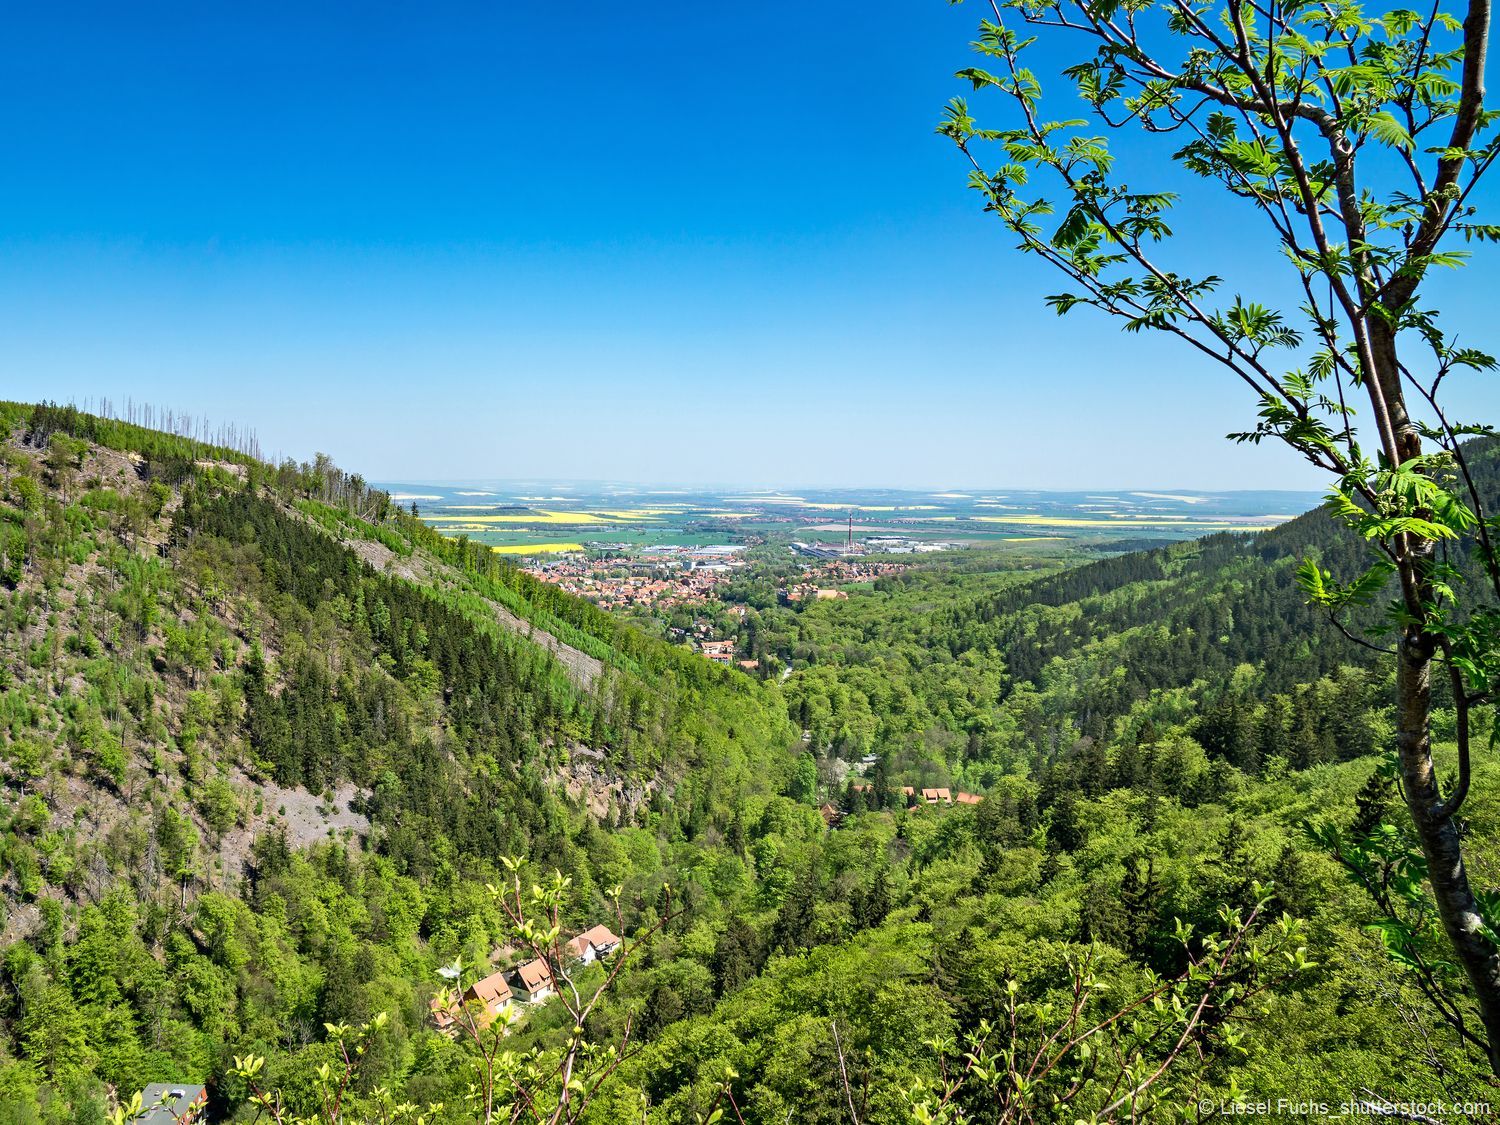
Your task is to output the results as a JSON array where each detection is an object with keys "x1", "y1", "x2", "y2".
[{"x1": 376, "y1": 482, "x2": 1324, "y2": 555}]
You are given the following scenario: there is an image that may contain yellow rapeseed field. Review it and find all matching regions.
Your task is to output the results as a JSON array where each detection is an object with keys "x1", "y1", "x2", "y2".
[
  {"x1": 451, "y1": 511, "x2": 613, "y2": 525},
  {"x1": 489, "y1": 542, "x2": 584, "y2": 554}
]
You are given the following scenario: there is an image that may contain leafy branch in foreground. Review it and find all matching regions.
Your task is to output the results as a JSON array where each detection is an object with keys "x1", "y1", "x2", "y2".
[
  {"x1": 205, "y1": 860, "x2": 674, "y2": 1125},
  {"x1": 1307, "y1": 762, "x2": 1496, "y2": 1061},
  {"x1": 942, "y1": 0, "x2": 1500, "y2": 1072},
  {"x1": 113, "y1": 1017, "x2": 432, "y2": 1125},
  {"x1": 904, "y1": 894, "x2": 1314, "y2": 1122},
  {"x1": 456, "y1": 858, "x2": 671, "y2": 1125}
]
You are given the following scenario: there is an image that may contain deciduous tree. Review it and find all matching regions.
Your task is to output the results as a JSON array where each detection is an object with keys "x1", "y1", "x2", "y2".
[{"x1": 941, "y1": 0, "x2": 1500, "y2": 1069}]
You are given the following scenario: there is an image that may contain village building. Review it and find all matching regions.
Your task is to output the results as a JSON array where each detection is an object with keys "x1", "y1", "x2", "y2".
[
  {"x1": 462, "y1": 969, "x2": 515, "y2": 1025},
  {"x1": 138, "y1": 1085, "x2": 207, "y2": 1125},
  {"x1": 509, "y1": 957, "x2": 555, "y2": 1003},
  {"x1": 565, "y1": 924, "x2": 622, "y2": 965},
  {"x1": 699, "y1": 639, "x2": 735, "y2": 664},
  {"x1": 428, "y1": 995, "x2": 457, "y2": 1032},
  {"x1": 521, "y1": 547, "x2": 748, "y2": 614},
  {"x1": 846, "y1": 781, "x2": 981, "y2": 810}
]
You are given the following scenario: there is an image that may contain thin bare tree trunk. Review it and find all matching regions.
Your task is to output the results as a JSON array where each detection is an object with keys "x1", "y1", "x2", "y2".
[
  {"x1": 1368, "y1": 314, "x2": 1500, "y2": 1068},
  {"x1": 1396, "y1": 619, "x2": 1500, "y2": 1069}
]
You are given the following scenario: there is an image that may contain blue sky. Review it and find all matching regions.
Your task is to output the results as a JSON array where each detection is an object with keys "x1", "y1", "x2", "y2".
[{"x1": 1, "y1": 1, "x2": 1493, "y2": 488}]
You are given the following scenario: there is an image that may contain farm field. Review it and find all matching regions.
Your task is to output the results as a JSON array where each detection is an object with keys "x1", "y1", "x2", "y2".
[{"x1": 377, "y1": 481, "x2": 1321, "y2": 556}]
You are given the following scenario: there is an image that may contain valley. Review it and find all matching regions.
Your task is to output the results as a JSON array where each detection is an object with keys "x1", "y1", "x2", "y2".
[
  {"x1": 0, "y1": 401, "x2": 1496, "y2": 1121},
  {"x1": 387, "y1": 481, "x2": 1315, "y2": 555},
  {"x1": 7, "y1": 0, "x2": 1497, "y2": 1115}
]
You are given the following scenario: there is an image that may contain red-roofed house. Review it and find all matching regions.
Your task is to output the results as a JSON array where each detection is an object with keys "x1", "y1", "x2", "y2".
[
  {"x1": 701, "y1": 639, "x2": 736, "y2": 664},
  {"x1": 463, "y1": 970, "x2": 514, "y2": 1025},
  {"x1": 565, "y1": 925, "x2": 622, "y2": 965},
  {"x1": 510, "y1": 958, "x2": 555, "y2": 1003},
  {"x1": 429, "y1": 995, "x2": 457, "y2": 1032},
  {"x1": 955, "y1": 792, "x2": 983, "y2": 805}
]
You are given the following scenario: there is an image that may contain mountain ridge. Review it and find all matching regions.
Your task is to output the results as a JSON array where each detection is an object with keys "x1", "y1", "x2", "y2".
[{"x1": 0, "y1": 400, "x2": 1494, "y2": 1117}]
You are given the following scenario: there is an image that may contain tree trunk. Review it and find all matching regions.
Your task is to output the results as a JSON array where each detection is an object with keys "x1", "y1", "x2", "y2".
[
  {"x1": 1396, "y1": 620, "x2": 1500, "y2": 1071},
  {"x1": 1365, "y1": 309, "x2": 1500, "y2": 1069}
]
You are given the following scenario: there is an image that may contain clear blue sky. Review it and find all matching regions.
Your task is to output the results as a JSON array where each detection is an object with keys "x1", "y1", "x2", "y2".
[{"x1": 1, "y1": 1, "x2": 1493, "y2": 488}]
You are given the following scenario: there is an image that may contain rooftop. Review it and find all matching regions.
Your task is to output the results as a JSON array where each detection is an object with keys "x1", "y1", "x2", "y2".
[
  {"x1": 513, "y1": 958, "x2": 554, "y2": 993},
  {"x1": 466, "y1": 969, "x2": 514, "y2": 1011}
]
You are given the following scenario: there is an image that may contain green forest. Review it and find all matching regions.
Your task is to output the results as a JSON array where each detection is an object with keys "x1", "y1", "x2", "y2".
[
  {"x1": 0, "y1": 399, "x2": 1496, "y2": 1122},
  {"x1": 4, "y1": 0, "x2": 1498, "y2": 1109}
]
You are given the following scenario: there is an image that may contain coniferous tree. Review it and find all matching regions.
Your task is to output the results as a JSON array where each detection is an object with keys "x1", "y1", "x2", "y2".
[{"x1": 711, "y1": 915, "x2": 763, "y2": 994}]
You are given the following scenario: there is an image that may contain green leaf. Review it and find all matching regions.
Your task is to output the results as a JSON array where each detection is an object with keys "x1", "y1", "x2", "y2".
[{"x1": 1365, "y1": 112, "x2": 1414, "y2": 152}]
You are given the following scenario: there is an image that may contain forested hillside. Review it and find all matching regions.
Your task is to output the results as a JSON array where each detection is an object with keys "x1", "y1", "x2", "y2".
[
  {"x1": 0, "y1": 402, "x2": 803, "y2": 1119},
  {"x1": 766, "y1": 444, "x2": 1499, "y2": 796},
  {"x1": 0, "y1": 402, "x2": 1496, "y2": 1121}
]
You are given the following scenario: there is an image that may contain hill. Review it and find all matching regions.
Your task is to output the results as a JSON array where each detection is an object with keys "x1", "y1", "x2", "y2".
[
  {"x1": 759, "y1": 441, "x2": 1499, "y2": 791},
  {"x1": 0, "y1": 401, "x2": 1495, "y2": 1120},
  {"x1": 0, "y1": 401, "x2": 807, "y2": 1118}
]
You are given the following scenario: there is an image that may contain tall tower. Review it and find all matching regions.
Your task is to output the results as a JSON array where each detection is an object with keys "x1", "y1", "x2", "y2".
[{"x1": 847, "y1": 511, "x2": 853, "y2": 554}]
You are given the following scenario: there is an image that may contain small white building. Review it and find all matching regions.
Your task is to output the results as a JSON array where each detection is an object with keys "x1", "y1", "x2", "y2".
[
  {"x1": 565, "y1": 924, "x2": 622, "y2": 965},
  {"x1": 139, "y1": 1085, "x2": 207, "y2": 1125},
  {"x1": 509, "y1": 958, "x2": 555, "y2": 1003}
]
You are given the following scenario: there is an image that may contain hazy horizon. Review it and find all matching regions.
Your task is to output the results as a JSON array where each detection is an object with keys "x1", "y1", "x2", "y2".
[
  {"x1": 375, "y1": 477, "x2": 1325, "y2": 500},
  {"x1": 3, "y1": 3, "x2": 1492, "y2": 491},
  {"x1": 0, "y1": 385, "x2": 1351, "y2": 491},
  {"x1": 5, "y1": 5, "x2": 1492, "y2": 492}
]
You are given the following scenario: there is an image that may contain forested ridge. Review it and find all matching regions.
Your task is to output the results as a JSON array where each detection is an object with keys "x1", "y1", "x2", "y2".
[
  {"x1": 764, "y1": 443, "x2": 1499, "y2": 793},
  {"x1": 0, "y1": 401, "x2": 1497, "y2": 1121}
]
